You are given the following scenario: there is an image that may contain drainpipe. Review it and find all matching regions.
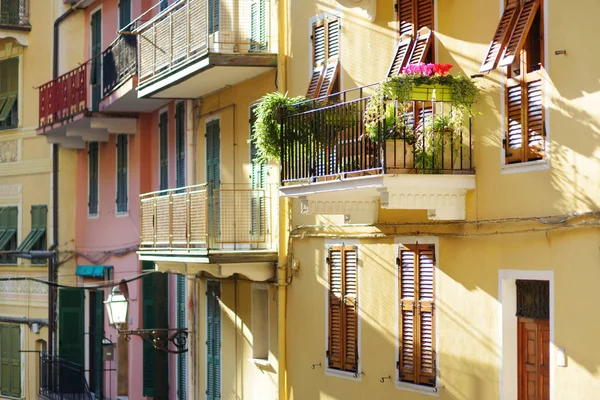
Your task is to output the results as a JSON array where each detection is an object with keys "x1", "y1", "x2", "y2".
[
  {"x1": 277, "y1": 1, "x2": 289, "y2": 399},
  {"x1": 50, "y1": 0, "x2": 84, "y2": 359}
]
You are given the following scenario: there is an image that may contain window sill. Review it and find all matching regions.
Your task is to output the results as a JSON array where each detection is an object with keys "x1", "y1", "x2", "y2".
[
  {"x1": 325, "y1": 367, "x2": 362, "y2": 381},
  {"x1": 501, "y1": 159, "x2": 549, "y2": 174},
  {"x1": 395, "y1": 381, "x2": 440, "y2": 396},
  {"x1": 115, "y1": 210, "x2": 129, "y2": 218},
  {"x1": 248, "y1": 358, "x2": 270, "y2": 367}
]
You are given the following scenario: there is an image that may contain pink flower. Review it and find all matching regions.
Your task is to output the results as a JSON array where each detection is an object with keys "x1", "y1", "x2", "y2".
[{"x1": 401, "y1": 63, "x2": 453, "y2": 76}]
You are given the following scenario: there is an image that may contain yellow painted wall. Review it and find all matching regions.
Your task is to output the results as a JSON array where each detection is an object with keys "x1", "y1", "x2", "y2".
[{"x1": 283, "y1": 0, "x2": 600, "y2": 399}]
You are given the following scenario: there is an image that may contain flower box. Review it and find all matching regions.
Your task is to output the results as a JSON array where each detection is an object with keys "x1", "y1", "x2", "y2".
[{"x1": 411, "y1": 84, "x2": 453, "y2": 102}]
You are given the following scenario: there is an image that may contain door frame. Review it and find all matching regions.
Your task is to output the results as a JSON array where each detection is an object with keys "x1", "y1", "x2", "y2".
[{"x1": 498, "y1": 270, "x2": 554, "y2": 400}]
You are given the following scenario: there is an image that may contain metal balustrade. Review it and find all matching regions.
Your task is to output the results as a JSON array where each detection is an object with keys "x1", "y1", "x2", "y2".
[
  {"x1": 102, "y1": 35, "x2": 137, "y2": 96},
  {"x1": 140, "y1": 183, "x2": 275, "y2": 251},
  {"x1": 38, "y1": 353, "x2": 94, "y2": 400}
]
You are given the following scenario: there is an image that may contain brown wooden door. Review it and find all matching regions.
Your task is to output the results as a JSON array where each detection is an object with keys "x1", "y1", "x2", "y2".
[{"x1": 518, "y1": 318, "x2": 550, "y2": 400}]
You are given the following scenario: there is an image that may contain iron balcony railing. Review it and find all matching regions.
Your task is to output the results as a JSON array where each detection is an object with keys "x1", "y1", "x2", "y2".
[
  {"x1": 0, "y1": 0, "x2": 29, "y2": 27},
  {"x1": 102, "y1": 34, "x2": 137, "y2": 96},
  {"x1": 280, "y1": 85, "x2": 474, "y2": 184},
  {"x1": 140, "y1": 183, "x2": 276, "y2": 251},
  {"x1": 38, "y1": 353, "x2": 94, "y2": 400},
  {"x1": 136, "y1": 0, "x2": 271, "y2": 85}
]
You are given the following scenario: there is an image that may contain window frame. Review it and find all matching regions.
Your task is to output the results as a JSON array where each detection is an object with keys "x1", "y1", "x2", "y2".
[
  {"x1": 324, "y1": 239, "x2": 361, "y2": 381},
  {"x1": 250, "y1": 284, "x2": 270, "y2": 361},
  {"x1": 115, "y1": 134, "x2": 129, "y2": 215},
  {"x1": 0, "y1": 57, "x2": 19, "y2": 131},
  {"x1": 395, "y1": 236, "x2": 440, "y2": 394},
  {"x1": 0, "y1": 206, "x2": 18, "y2": 265}
]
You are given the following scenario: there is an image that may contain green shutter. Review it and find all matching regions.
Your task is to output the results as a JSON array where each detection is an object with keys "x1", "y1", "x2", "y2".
[
  {"x1": 209, "y1": 0, "x2": 219, "y2": 34},
  {"x1": 206, "y1": 281, "x2": 221, "y2": 400},
  {"x1": 159, "y1": 112, "x2": 169, "y2": 191},
  {"x1": 9, "y1": 325, "x2": 20, "y2": 398},
  {"x1": 91, "y1": 290, "x2": 104, "y2": 399},
  {"x1": 0, "y1": 207, "x2": 17, "y2": 263},
  {"x1": 119, "y1": 0, "x2": 131, "y2": 30},
  {"x1": 249, "y1": 0, "x2": 267, "y2": 52},
  {"x1": 116, "y1": 135, "x2": 128, "y2": 213},
  {"x1": 250, "y1": 106, "x2": 266, "y2": 237},
  {"x1": 176, "y1": 103, "x2": 186, "y2": 189},
  {"x1": 142, "y1": 262, "x2": 156, "y2": 397},
  {"x1": 89, "y1": 143, "x2": 99, "y2": 215},
  {"x1": 0, "y1": 58, "x2": 18, "y2": 126},
  {"x1": 206, "y1": 120, "x2": 221, "y2": 242},
  {"x1": 155, "y1": 271, "x2": 169, "y2": 399},
  {"x1": 18, "y1": 205, "x2": 47, "y2": 253},
  {"x1": 177, "y1": 275, "x2": 187, "y2": 399},
  {"x1": 0, "y1": 325, "x2": 9, "y2": 396},
  {"x1": 59, "y1": 289, "x2": 85, "y2": 366},
  {"x1": 91, "y1": 10, "x2": 102, "y2": 111}
]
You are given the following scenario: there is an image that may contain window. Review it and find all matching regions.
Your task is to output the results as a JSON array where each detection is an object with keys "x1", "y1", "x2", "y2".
[
  {"x1": 327, "y1": 246, "x2": 358, "y2": 373},
  {"x1": 159, "y1": 0, "x2": 169, "y2": 11},
  {"x1": 209, "y1": 0, "x2": 219, "y2": 34},
  {"x1": 0, "y1": 206, "x2": 17, "y2": 264},
  {"x1": 397, "y1": 244, "x2": 436, "y2": 387},
  {"x1": 388, "y1": 0, "x2": 434, "y2": 76},
  {"x1": 249, "y1": 0, "x2": 267, "y2": 52},
  {"x1": 480, "y1": 0, "x2": 544, "y2": 164},
  {"x1": 177, "y1": 275, "x2": 187, "y2": 399},
  {"x1": 206, "y1": 281, "x2": 221, "y2": 400},
  {"x1": 116, "y1": 135, "x2": 128, "y2": 213},
  {"x1": 18, "y1": 205, "x2": 47, "y2": 264},
  {"x1": 0, "y1": 58, "x2": 18, "y2": 130},
  {"x1": 159, "y1": 111, "x2": 169, "y2": 191},
  {"x1": 306, "y1": 16, "x2": 340, "y2": 99},
  {"x1": 88, "y1": 142, "x2": 99, "y2": 216},
  {"x1": 251, "y1": 286, "x2": 269, "y2": 360},
  {"x1": 175, "y1": 103, "x2": 185, "y2": 189},
  {"x1": 0, "y1": 324, "x2": 21, "y2": 398},
  {"x1": 119, "y1": 0, "x2": 132, "y2": 30}
]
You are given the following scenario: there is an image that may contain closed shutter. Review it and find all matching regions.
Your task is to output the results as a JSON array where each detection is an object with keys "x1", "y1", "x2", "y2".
[
  {"x1": 116, "y1": 135, "x2": 128, "y2": 213},
  {"x1": 498, "y1": 0, "x2": 540, "y2": 67},
  {"x1": 177, "y1": 275, "x2": 187, "y2": 400},
  {"x1": 160, "y1": 0, "x2": 168, "y2": 11},
  {"x1": 479, "y1": 1, "x2": 520, "y2": 72},
  {"x1": 525, "y1": 77, "x2": 544, "y2": 161},
  {"x1": 0, "y1": 326, "x2": 8, "y2": 395},
  {"x1": 155, "y1": 271, "x2": 169, "y2": 400},
  {"x1": 250, "y1": 0, "x2": 267, "y2": 52},
  {"x1": 206, "y1": 120, "x2": 221, "y2": 242},
  {"x1": 209, "y1": 0, "x2": 219, "y2": 33},
  {"x1": 159, "y1": 112, "x2": 169, "y2": 191},
  {"x1": 398, "y1": 244, "x2": 436, "y2": 387},
  {"x1": 328, "y1": 246, "x2": 358, "y2": 372},
  {"x1": 88, "y1": 142, "x2": 99, "y2": 215},
  {"x1": 388, "y1": 37, "x2": 413, "y2": 77},
  {"x1": 142, "y1": 262, "x2": 156, "y2": 397},
  {"x1": 0, "y1": 325, "x2": 19, "y2": 397},
  {"x1": 91, "y1": 290, "x2": 104, "y2": 399},
  {"x1": 175, "y1": 103, "x2": 186, "y2": 189},
  {"x1": 119, "y1": 0, "x2": 131, "y2": 30},
  {"x1": 206, "y1": 281, "x2": 221, "y2": 400},
  {"x1": 90, "y1": 10, "x2": 102, "y2": 111},
  {"x1": 58, "y1": 288, "x2": 85, "y2": 393},
  {"x1": 250, "y1": 106, "x2": 266, "y2": 238},
  {"x1": 407, "y1": 28, "x2": 432, "y2": 65}
]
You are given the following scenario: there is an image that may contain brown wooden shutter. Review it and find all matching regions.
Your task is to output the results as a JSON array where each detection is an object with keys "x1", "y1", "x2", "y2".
[
  {"x1": 397, "y1": 0, "x2": 414, "y2": 37},
  {"x1": 306, "y1": 67, "x2": 324, "y2": 98},
  {"x1": 407, "y1": 28, "x2": 432, "y2": 65},
  {"x1": 505, "y1": 79, "x2": 523, "y2": 164},
  {"x1": 498, "y1": 0, "x2": 540, "y2": 67},
  {"x1": 525, "y1": 76, "x2": 544, "y2": 161},
  {"x1": 388, "y1": 37, "x2": 413, "y2": 77},
  {"x1": 343, "y1": 247, "x2": 358, "y2": 372},
  {"x1": 415, "y1": 0, "x2": 433, "y2": 31},
  {"x1": 480, "y1": 1, "x2": 520, "y2": 72},
  {"x1": 417, "y1": 247, "x2": 436, "y2": 386},
  {"x1": 308, "y1": 17, "x2": 339, "y2": 99},
  {"x1": 398, "y1": 247, "x2": 416, "y2": 383},
  {"x1": 317, "y1": 60, "x2": 339, "y2": 99},
  {"x1": 327, "y1": 18, "x2": 340, "y2": 61},
  {"x1": 328, "y1": 247, "x2": 344, "y2": 370},
  {"x1": 313, "y1": 21, "x2": 326, "y2": 67}
]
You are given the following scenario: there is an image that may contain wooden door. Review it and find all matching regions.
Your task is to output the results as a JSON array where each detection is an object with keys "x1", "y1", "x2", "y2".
[{"x1": 518, "y1": 318, "x2": 549, "y2": 400}]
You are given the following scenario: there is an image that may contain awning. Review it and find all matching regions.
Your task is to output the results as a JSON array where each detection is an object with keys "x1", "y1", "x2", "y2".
[{"x1": 76, "y1": 265, "x2": 112, "y2": 279}]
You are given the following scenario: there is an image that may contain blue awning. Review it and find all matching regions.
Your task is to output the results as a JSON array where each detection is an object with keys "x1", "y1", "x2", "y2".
[{"x1": 76, "y1": 265, "x2": 112, "y2": 279}]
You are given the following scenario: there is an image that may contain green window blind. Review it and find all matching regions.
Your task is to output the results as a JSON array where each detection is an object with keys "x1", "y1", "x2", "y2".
[
  {"x1": 119, "y1": 0, "x2": 132, "y2": 30},
  {"x1": 142, "y1": 261, "x2": 169, "y2": 399},
  {"x1": 177, "y1": 275, "x2": 187, "y2": 399},
  {"x1": 88, "y1": 142, "x2": 99, "y2": 215},
  {"x1": 0, "y1": 324, "x2": 20, "y2": 398},
  {"x1": 90, "y1": 290, "x2": 104, "y2": 399},
  {"x1": 116, "y1": 134, "x2": 129, "y2": 213},
  {"x1": 206, "y1": 281, "x2": 221, "y2": 400},
  {"x1": 250, "y1": 106, "x2": 266, "y2": 237},
  {"x1": 159, "y1": 112, "x2": 169, "y2": 191},
  {"x1": 90, "y1": 10, "x2": 102, "y2": 111},
  {"x1": 0, "y1": 206, "x2": 17, "y2": 264},
  {"x1": 175, "y1": 103, "x2": 185, "y2": 189},
  {"x1": 249, "y1": 0, "x2": 267, "y2": 52},
  {"x1": 0, "y1": 57, "x2": 18, "y2": 129}
]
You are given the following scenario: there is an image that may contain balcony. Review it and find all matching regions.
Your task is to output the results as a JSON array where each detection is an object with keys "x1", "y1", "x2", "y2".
[
  {"x1": 138, "y1": 183, "x2": 278, "y2": 280},
  {"x1": 38, "y1": 353, "x2": 94, "y2": 400},
  {"x1": 36, "y1": 51, "x2": 137, "y2": 147},
  {"x1": 135, "y1": 0, "x2": 277, "y2": 99},
  {"x1": 279, "y1": 85, "x2": 476, "y2": 222}
]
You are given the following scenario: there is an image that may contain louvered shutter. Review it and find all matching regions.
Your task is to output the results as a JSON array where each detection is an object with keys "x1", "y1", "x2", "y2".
[
  {"x1": 306, "y1": 67, "x2": 324, "y2": 98},
  {"x1": 505, "y1": 80, "x2": 524, "y2": 164},
  {"x1": 388, "y1": 37, "x2": 413, "y2": 77},
  {"x1": 480, "y1": 1, "x2": 520, "y2": 72},
  {"x1": 327, "y1": 247, "x2": 344, "y2": 370},
  {"x1": 498, "y1": 0, "x2": 540, "y2": 67},
  {"x1": 417, "y1": 247, "x2": 435, "y2": 386},
  {"x1": 92, "y1": 290, "x2": 104, "y2": 399},
  {"x1": 525, "y1": 77, "x2": 544, "y2": 161},
  {"x1": 9, "y1": 325, "x2": 19, "y2": 398},
  {"x1": 206, "y1": 120, "x2": 221, "y2": 242},
  {"x1": 317, "y1": 18, "x2": 340, "y2": 99},
  {"x1": 206, "y1": 281, "x2": 221, "y2": 400},
  {"x1": 90, "y1": 10, "x2": 102, "y2": 111},
  {"x1": 343, "y1": 247, "x2": 358, "y2": 372},
  {"x1": 317, "y1": 61, "x2": 340, "y2": 99},
  {"x1": 88, "y1": 142, "x2": 99, "y2": 215},
  {"x1": 250, "y1": 106, "x2": 266, "y2": 238},
  {"x1": 160, "y1": 0, "x2": 168, "y2": 11},
  {"x1": 142, "y1": 262, "x2": 156, "y2": 397},
  {"x1": 175, "y1": 103, "x2": 186, "y2": 189},
  {"x1": 0, "y1": 58, "x2": 17, "y2": 124},
  {"x1": 250, "y1": 0, "x2": 267, "y2": 52},
  {"x1": 307, "y1": 21, "x2": 326, "y2": 98},
  {"x1": 177, "y1": 275, "x2": 187, "y2": 400},
  {"x1": 415, "y1": 0, "x2": 433, "y2": 31},
  {"x1": 0, "y1": 325, "x2": 9, "y2": 396},
  {"x1": 159, "y1": 112, "x2": 169, "y2": 191},
  {"x1": 407, "y1": 28, "x2": 432, "y2": 65},
  {"x1": 58, "y1": 289, "x2": 84, "y2": 367},
  {"x1": 119, "y1": 0, "x2": 131, "y2": 30},
  {"x1": 398, "y1": 248, "x2": 416, "y2": 382},
  {"x1": 209, "y1": 0, "x2": 219, "y2": 34},
  {"x1": 155, "y1": 272, "x2": 169, "y2": 399},
  {"x1": 397, "y1": 0, "x2": 414, "y2": 37},
  {"x1": 116, "y1": 135, "x2": 128, "y2": 213}
]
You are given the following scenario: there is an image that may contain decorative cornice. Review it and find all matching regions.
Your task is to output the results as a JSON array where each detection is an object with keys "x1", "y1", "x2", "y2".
[{"x1": 0, "y1": 159, "x2": 51, "y2": 177}]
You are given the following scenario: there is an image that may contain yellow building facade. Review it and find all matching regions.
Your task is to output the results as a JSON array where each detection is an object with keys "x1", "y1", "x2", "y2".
[{"x1": 277, "y1": 0, "x2": 600, "y2": 399}]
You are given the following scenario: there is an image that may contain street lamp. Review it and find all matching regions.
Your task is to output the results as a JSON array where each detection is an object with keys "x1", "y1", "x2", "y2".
[{"x1": 104, "y1": 281, "x2": 188, "y2": 354}]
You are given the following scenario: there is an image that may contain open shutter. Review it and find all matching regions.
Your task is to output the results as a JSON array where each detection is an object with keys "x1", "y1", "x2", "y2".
[
  {"x1": 249, "y1": 0, "x2": 267, "y2": 52},
  {"x1": 498, "y1": 0, "x2": 540, "y2": 67},
  {"x1": 327, "y1": 247, "x2": 344, "y2": 369},
  {"x1": 388, "y1": 37, "x2": 413, "y2": 77},
  {"x1": 316, "y1": 18, "x2": 340, "y2": 99},
  {"x1": 142, "y1": 262, "x2": 156, "y2": 397},
  {"x1": 525, "y1": 77, "x2": 544, "y2": 161},
  {"x1": 250, "y1": 106, "x2": 266, "y2": 238},
  {"x1": 480, "y1": 1, "x2": 520, "y2": 72},
  {"x1": 416, "y1": 0, "x2": 433, "y2": 31},
  {"x1": 317, "y1": 60, "x2": 339, "y2": 99},
  {"x1": 307, "y1": 21, "x2": 326, "y2": 98},
  {"x1": 343, "y1": 247, "x2": 358, "y2": 372},
  {"x1": 417, "y1": 247, "x2": 435, "y2": 387},
  {"x1": 0, "y1": 58, "x2": 17, "y2": 123},
  {"x1": 505, "y1": 80, "x2": 523, "y2": 164},
  {"x1": 175, "y1": 103, "x2": 186, "y2": 189},
  {"x1": 306, "y1": 67, "x2": 325, "y2": 98},
  {"x1": 398, "y1": 247, "x2": 416, "y2": 383},
  {"x1": 407, "y1": 28, "x2": 432, "y2": 65},
  {"x1": 119, "y1": 0, "x2": 132, "y2": 30},
  {"x1": 397, "y1": 0, "x2": 414, "y2": 37},
  {"x1": 209, "y1": 0, "x2": 219, "y2": 34}
]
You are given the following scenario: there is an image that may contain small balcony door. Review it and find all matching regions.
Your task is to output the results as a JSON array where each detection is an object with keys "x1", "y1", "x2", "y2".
[
  {"x1": 206, "y1": 119, "x2": 220, "y2": 247},
  {"x1": 90, "y1": 10, "x2": 102, "y2": 111}
]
